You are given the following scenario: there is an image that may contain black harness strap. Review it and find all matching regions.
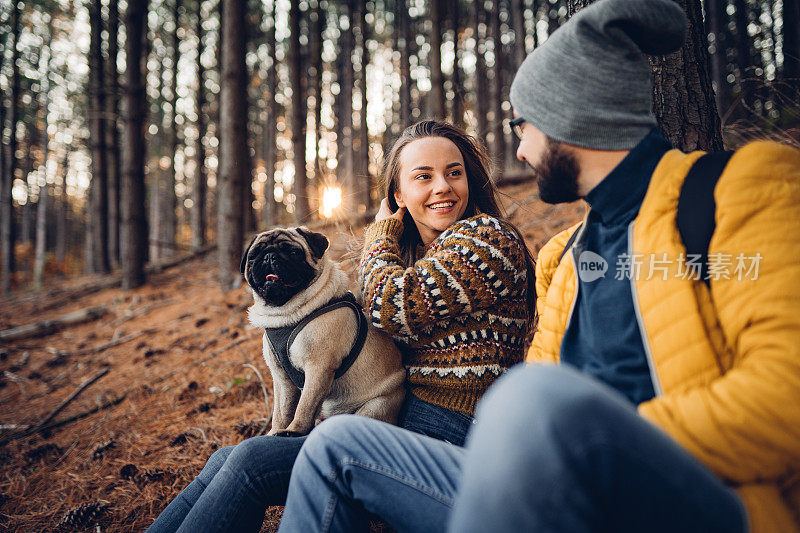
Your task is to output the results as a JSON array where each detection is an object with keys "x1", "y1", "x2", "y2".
[
  {"x1": 676, "y1": 151, "x2": 734, "y2": 287},
  {"x1": 264, "y1": 292, "x2": 369, "y2": 389},
  {"x1": 558, "y1": 225, "x2": 582, "y2": 264}
]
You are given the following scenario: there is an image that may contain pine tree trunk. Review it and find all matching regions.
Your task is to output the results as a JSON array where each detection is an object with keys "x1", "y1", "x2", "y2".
[
  {"x1": 106, "y1": 0, "x2": 121, "y2": 266},
  {"x1": 261, "y1": 0, "x2": 279, "y2": 228},
  {"x1": 289, "y1": 0, "x2": 310, "y2": 222},
  {"x1": 565, "y1": 0, "x2": 723, "y2": 150},
  {"x1": 511, "y1": 0, "x2": 527, "y2": 67},
  {"x1": 732, "y1": 0, "x2": 754, "y2": 113},
  {"x1": 783, "y1": 0, "x2": 800, "y2": 94},
  {"x1": 56, "y1": 153, "x2": 69, "y2": 267},
  {"x1": 428, "y1": 0, "x2": 446, "y2": 119},
  {"x1": 309, "y1": 1, "x2": 324, "y2": 188},
  {"x1": 397, "y1": 0, "x2": 413, "y2": 128},
  {"x1": 356, "y1": 0, "x2": 372, "y2": 211},
  {"x1": 163, "y1": 0, "x2": 181, "y2": 257},
  {"x1": 2, "y1": 1, "x2": 20, "y2": 293},
  {"x1": 473, "y1": 0, "x2": 489, "y2": 139},
  {"x1": 490, "y1": 0, "x2": 507, "y2": 176},
  {"x1": 218, "y1": 0, "x2": 249, "y2": 289},
  {"x1": 34, "y1": 20, "x2": 54, "y2": 289},
  {"x1": 89, "y1": 0, "x2": 110, "y2": 273},
  {"x1": 121, "y1": 0, "x2": 149, "y2": 290},
  {"x1": 649, "y1": 0, "x2": 724, "y2": 150},
  {"x1": 149, "y1": 40, "x2": 165, "y2": 264},
  {"x1": 192, "y1": 0, "x2": 207, "y2": 250},
  {"x1": 705, "y1": 0, "x2": 735, "y2": 122},
  {"x1": 335, "y1": 2, "x2": 354, "y2": 215},
  {"x1": 449, "y1": 0, "x2": 466, "y2": 128}
]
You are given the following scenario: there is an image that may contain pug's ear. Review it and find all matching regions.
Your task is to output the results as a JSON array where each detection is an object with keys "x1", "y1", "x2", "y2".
[
  {"x1": 296, "y1": 227, "x2": 329, "y2": 260},
  {"x1": 240, "y1": 235, "x2": 258, "y2": 274}
]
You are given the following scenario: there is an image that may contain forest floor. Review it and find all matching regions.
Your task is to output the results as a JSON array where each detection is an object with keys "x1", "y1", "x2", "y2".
[{"x1": 0, "y1": 178, "x2": 585, "y2": 532}]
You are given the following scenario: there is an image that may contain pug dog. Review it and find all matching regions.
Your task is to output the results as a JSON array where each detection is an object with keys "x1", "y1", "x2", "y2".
[{"x1": 241, "y1": 226, "x2": 405, "y2": 437}]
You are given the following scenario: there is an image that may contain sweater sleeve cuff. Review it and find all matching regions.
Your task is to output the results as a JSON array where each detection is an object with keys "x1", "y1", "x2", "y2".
[{"x1": 365, "y1": 218, "x2": 404, "y2": 245}]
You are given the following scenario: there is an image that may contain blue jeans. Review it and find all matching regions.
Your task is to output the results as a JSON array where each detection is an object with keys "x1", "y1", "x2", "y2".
[
  {"x1": 280, "y1": 364, "x2": 747, "y2": 533},
  {"x1": 146, "y1": 392, "x2": 471, "y2": 532}
]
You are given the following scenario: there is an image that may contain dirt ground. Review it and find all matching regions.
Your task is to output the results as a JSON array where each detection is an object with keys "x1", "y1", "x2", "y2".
[{"x1": 0, "y1": 179, "x2": 585, "y2": 532}]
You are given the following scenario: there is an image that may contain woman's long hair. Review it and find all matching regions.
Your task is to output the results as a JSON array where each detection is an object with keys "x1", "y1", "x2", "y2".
[{"x1": 379, "y1": 120, "x2": 537, "y2": 335}]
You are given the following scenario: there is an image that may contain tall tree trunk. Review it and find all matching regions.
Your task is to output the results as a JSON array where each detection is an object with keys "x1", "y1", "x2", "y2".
[
  {"x1": 89, "y1": 0, "x2": 110, "y2": 273},
  {"x1": 706, "y1": 0, "x2": 735, "y2": 122},
  {"x1": 783, "y1": 0, "x2": 800, "y2": 95},
  {"x1": 309, "y1": 1, "x2": 325, "y2": 187},
  {"x1": 163, "y1": 0, "x2": 181, "y2": 256},
  {"x1": 490, "y1": 0, "x2": 507, "y2": 176},
  {"x1": 261, "y1": 0, "x2": 278, "y2": 228},
  {"x1": 2, "y1": 1, "x2": 20, "y2": 293},
  {"x1": 56, "y1": 153, "x2": 69, "y2": 267},
  {"x1": 149, "y1": 43, "x2": 165, "y2": 264},
  {"x1": 192, "y1": 0, "x2": 207, "y2": 250},
  {"x1": 335, "y1": 2, "x2": 354, "y2": 215},
  {"x1": 473, "y1": 0, "x2": 489, "y2": 139},
  {"x1": 732, "y1": 0, "x2": 754, "y2": 113},
  {"x1": 356, "y1": 0, "x2": 372, "y2": 210},
  {"x1": 34, "y1": 19, "x2": 54, "y2": 289},
  {"x1": 21, "y1": 126, "x2": 35, "y2": 246},
  {"x1": 449, "y1": 0, "x2": 466, "y2": 128},
  {"x1": 397, "y1": 0, "x2": 413, "y2": 129},
  {"x1": 218, "y1": 0, "x2": 249, "y2": 289},
  {"x1": 106, "y1": 0, "x2": 121, "y2": 266},
  {"x1": 289, "y1": 0, "x2": 310, "y2": 222},
  {"x1": 121, "y1": 0, "x2": 149, "y2": 290},
  {"x1": 511, "y1": 0, "x2": 527, "y2": 67},
  {"x1": 566, "y1": 0, "x2": 723, "y2": 150},
  {"x1": 428, "y1": 0, "x2": 446, "y2": 119}
]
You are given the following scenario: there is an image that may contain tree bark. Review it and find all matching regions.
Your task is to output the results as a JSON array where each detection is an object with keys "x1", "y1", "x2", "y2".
[
  {"x1": 289, "y1": 0, "x2": 310, "y2": 222},
  {"x1": 217, "y1": 0, "x2": 249, "y2": 289},
  {"x1": 89, "y1": 0, "x2": 110, "y2": 273},
  {"x1": 261, "y1": 0, "x2": 279, "y2": 228},
  {"x1": 490, "y1": 0, "x2": 507, "y2": 176},
  {"x1": 732, "y1": 0, "x2": 754, "y2": 113},
  {"x1": 566, "y1": 0, "x2": 723, "y2": 151},
  {"x1": 2, "y1": 1, "x2": 21, "y2": 294},
  {"x1": 449, "y1": 0, "x2": 466, "y2": 128},
  {"x1": 397, "y1": 0, "x2": 413, "y2": 129},
  {"x1": 783, "y1": 0, "x2": 800, "y2": 94},
  {"x1": 192, "y1": 0, "x2": 207, "y2": 250},
  {"x1": 56, "y1": 153, "x2": 69, "y2": 267},
  {"x1": 309, "y1": 1, "x2": 325, "y2": 187},
  {"x1": 428, "y1": 0, "x2": 446, "y2": 119},
  {"x1": 356, "y1": 0, "x2": 372, "y2": 210},
  {"x1": 106, "y1": 0, "x2": 121, "y2": 266},
  {"x1": 511, "y1": 0, "x2": 527, "y2": 67},
  {"x1": 473, "y1": 0, "x2": 489, "y2": 139},
  {"x1": 121, "y1": 0, "x2": 149, "y2": 290},
  {"x1": 335, "y1": 2, "x2": 354, "y2": 215},
  {"x1": 164, "y1": 0, "x2": 181, "y2": 257},
  {"x1": 706, "y1": 0, "x2": 735, "y2": 122},
  {"x1": 34, "y1": 18, "x2": 54, "y2": 289}
]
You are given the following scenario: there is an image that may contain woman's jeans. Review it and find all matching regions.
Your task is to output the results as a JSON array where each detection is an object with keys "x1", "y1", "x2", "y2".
[
  {"x1": 145, "y1": 392, "x2": 473, "y2": 533},
  {"x1": 278, "y1": 364, "x2": 747, "y2": 533}
]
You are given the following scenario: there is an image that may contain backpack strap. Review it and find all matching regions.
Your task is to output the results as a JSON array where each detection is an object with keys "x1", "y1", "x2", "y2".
[
  {"x1": 676, "y1": 151, "x2": 734, "y2": 287},
  {"x1": 558, "y1": 224, "x2": 582, "y2": 264}
]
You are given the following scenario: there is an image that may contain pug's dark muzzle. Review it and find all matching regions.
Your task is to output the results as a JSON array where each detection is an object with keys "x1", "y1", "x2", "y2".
[{"x1": 245, "y1": 243, "x2": 317, "y2": 307}]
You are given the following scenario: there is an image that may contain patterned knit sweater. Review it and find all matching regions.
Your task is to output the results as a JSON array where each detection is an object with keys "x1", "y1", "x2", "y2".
[{"x1": 359, "y1": 214, "x2": 529, "y2": 415}]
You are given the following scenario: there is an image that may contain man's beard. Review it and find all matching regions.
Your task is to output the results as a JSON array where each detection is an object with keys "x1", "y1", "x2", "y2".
[{"x1": 532, "y1": 138, "x2": 581, "y2": 204}]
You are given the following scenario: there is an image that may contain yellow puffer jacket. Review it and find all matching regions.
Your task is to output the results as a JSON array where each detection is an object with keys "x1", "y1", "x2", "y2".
[{"x1": 526, "y1": 141, "x2": 800, "y2": 532}]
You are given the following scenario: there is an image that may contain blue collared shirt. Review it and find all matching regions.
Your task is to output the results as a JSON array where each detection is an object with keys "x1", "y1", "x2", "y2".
[{"x1": 559, "y1": 128, "x2": 671, "y2": 405}]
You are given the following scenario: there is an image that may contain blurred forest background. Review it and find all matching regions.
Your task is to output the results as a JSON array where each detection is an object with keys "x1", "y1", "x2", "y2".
[{"x1": 0, "y1": 0, "x2": 799, "y2": 295}]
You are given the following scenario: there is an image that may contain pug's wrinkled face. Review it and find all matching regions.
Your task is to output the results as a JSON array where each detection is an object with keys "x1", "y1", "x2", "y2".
[{"x1": 241, "y1": 227, "x2": 330, "y2": 307}]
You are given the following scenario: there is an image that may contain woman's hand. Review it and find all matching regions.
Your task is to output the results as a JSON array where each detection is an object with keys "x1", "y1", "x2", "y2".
[{"x1": 375, "y1": 198, "x2": 405, "y2": 223}]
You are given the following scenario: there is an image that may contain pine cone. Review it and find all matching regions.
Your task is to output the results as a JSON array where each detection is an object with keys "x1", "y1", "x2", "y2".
[{"x1": 57, "y1": 500, "x2": 110, "y2": 530}]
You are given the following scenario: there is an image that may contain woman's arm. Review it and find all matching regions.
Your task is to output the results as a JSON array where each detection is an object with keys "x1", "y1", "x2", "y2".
[{"x1": 359, "y1": 216, "x2": 527, "y2": 338}]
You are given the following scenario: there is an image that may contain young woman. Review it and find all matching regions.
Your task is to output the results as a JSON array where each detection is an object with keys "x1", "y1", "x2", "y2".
[
  {"x1": 276, "y1": 120, "x2": 536, "y2": 532},
  {"x1": 146, "y1": 120, "x2": 534, "y2": 533}
]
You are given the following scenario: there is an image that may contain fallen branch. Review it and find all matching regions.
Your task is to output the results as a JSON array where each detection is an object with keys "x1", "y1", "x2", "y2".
[
  {"x1": 35, "y1": 367, "x2": 110, "y2": 430},
  {"x1": 0, "y1": 305, "x2": 108, "y2": 342},
  {"x1": 80, "y1": 328, "x2": 158, "y2": 356},
  {"x1": 0, "y1": 393, "x2": 127, "y2": 446}
]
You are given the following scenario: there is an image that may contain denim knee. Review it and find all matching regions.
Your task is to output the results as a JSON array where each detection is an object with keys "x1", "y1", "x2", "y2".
[
  {"x1": 475, "y1": 364, "x2": 630, "y2": 444},
  {"x1": 196, "y1": 445, "x2": 234, "y2": 482}
]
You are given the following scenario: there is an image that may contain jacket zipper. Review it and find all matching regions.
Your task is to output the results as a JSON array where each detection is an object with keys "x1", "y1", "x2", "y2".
[{"x1": 627, "y1": 221, "x2": 663, "y2": 396}]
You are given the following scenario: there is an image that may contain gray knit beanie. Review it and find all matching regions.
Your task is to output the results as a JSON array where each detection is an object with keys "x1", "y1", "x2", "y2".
[{"x1": 509, "y1": 0, "x2": 687, "y2": 150}]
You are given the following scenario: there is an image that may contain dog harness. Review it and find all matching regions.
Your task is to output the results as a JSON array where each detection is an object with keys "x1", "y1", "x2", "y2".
[{"x1": 263, "y1": 292, "x2": 369, "y2": 389}]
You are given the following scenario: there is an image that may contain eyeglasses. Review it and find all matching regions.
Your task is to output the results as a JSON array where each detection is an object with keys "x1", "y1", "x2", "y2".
[{"x1": 509, "y1": 117, "x2": 526, "y2": 140}]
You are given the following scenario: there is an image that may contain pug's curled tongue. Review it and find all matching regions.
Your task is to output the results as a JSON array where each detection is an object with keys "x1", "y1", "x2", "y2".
[{"x1": 266, "y1": 274, "x2": 280, "y2": 282}]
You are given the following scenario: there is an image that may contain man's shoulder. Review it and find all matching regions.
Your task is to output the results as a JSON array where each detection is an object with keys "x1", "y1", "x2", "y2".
[{"x1": 537, "y1": 223, "x2": 583, "y2": 275}]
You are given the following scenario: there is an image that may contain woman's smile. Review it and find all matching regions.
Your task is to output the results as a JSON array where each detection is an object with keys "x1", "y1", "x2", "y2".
[{"x1": 394, "y1": 137, "x2": 470, "y2": 246}]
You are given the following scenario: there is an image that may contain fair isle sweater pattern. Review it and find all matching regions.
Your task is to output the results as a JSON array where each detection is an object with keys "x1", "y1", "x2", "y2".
[{"x1": 360, "y1": 214, "x2": 528, "y2": 414}]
